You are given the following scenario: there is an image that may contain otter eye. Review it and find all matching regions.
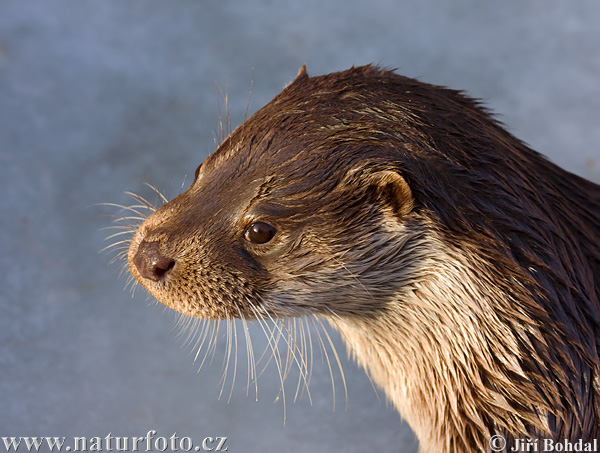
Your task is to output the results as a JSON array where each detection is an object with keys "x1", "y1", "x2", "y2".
[{"x1": 245, "y1": 222, "x2": 276, "y2": 244}]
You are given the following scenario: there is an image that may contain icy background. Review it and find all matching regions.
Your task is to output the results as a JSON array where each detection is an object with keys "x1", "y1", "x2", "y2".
[{"x1": 1, "y1": 2, "x2": 599, "y2": 452}]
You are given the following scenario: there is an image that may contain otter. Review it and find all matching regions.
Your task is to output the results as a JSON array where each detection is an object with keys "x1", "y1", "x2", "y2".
[{"x1": 124, "y1": 65, "x2": 600, "y2": 452}]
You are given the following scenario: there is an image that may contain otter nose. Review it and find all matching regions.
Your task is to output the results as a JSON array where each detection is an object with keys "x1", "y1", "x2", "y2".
[{"x1": 133, "y1": 240, "x2": 175, "y2": 282}]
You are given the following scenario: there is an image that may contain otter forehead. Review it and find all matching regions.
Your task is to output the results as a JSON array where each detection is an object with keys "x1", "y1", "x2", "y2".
[
  {"x1": 195, "y1": 63, "x2": 499, "y2": 213},
  {"x1": 198, "y1": 66, "x2": 425, "y2": 182}
]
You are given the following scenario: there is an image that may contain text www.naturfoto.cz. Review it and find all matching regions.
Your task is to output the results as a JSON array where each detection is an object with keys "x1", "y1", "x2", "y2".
[{"x1": 2, "y1": 432, "x2": 228, "y2": 452}]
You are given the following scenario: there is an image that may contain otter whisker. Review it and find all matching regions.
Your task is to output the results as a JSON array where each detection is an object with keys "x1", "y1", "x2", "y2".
[
  {"x1": 191, "y1": 319, "x2": 211, "y2": 358},
  {"x1": 98, "y1": 201, "x2": 147, "y2": 212},
  {"x1": 217, "y1": 318, "x2": 230, "y2": 397},
  {"x1": 116, "y1": 257, "x2": 132, "y2": 278},
  {"x1": 101, "y1": 232, "x2": 138, "y2": 247},
  {"x1": 99, "y1": 202, "x2": 154, "y2": 219},
  {"x1": 296, "y1": 318, "x2": 312, "y2": 403},
  {"x1": 193, "y1": 319, "x2": 215, "y2": 368},
  {"x1": 323, "y1": 309, "x2": 382, "y2": 403},
  {"x1": 111, "y1": 215, "x2": 146, "y2": 224},
  {"x1": 110, "y1": 248, "x2": 130, "y2": 261},
  {"x1": 239, "y1": 75, "x2": 253, "y2": 161},
  {"x1": 308, "y1": 316, "x2": 335, "y2": 406},
  {"x1": 142, "y1": 182, "x2": 169, "y2": 205},
  {"x1": 238, "y1": 306, "x2": 258, "y2": 400},
  {"x1": 259, "y1": 310, "x2": 313, "y2": 404},
  {"x1": 243, "y1": 74, "x2": 253, "y2": 124},
  {"x1": 279, "y1": 321, "x2": 311, "y2": 405},
  {"x1": 195, "y1": 319, "x2": 220, "y2": 371},
  {"x1": 101, "y1": 225, "x2": 137, "y2": 245},
  {"x1": 308, "y1": 315, "x2": 347, "y2": 412},
  {"x1": 207, "y1": 320, "x2": 221, "y2": 366},
  {"x1": 249, "y1": 304, "x2": 288, "y2": 423},
  {"x1": 174, "y1": 311, "x2": 201, "y2": 351},
  {"x1": 191, "y1": 319, "x2": 208, "y2": 356},
  {"x1": 316, "y1": 316, "x2": 348, "y2": 410},
  {"x1": 281, "y1": 319, "x2": 295, "y2": 384},
  {"x1": 291, "y1": 318, "x2": 302, "y2": 402},
  {"x1": 119, "y1": 269, "x2": 130, "y2": 281},
  {"x1": 252, "y1": 315, "x2": 280, "y2": 377},
  {"x1": 292, "y1": 318, "x2": 309, "y2": 403},
  {"x1": 218, "y1": 316, "x2": 240, "y2": 404},
  {"x1": 124, "y1": 272, "x2": 138, "y2": 293},
  {"x1": 331, "y1": 255, "x2": 375, "y2": 302},
  {"x1": 100, "y1": 224, "x2": 139, "y2": 232},
  {"x1": 102, "y1": 231, "x2": 137, "y2": 246},
  {"x1": 100, "y1": 192, "x2": 157, "y2": 291},
  {"x1": 104, "y1": 241, "x2": 136, "y2": 262},
  {"x1": 303, "y1": 316, "x2": 315, "y2": 393},
  {"x1": 228, "y1": 318, "x2": 240, "y2": 403},
  {"x1": 215, "y1": 83, "x2": 233, "y2": 146},
  {"x1": 218, "y1": 317, "x2": 236, "y2": 401},
  {"x1": 102, "y1": 242, "x2": 131, "y2": 260},
  {"x1": 123, "y1": 189, "x2": 161, "y2": 210},
  {"x1": 280, "y1": 319, "x2": 307, "y2": 403},
  {"x1": 184, "y1": 319, "x2": 197, "y2": 352}
]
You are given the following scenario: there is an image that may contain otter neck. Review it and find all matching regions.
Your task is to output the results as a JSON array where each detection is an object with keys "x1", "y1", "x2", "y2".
[{"x1": 326, "y1": 247, "x2": 549, "y2": 453}]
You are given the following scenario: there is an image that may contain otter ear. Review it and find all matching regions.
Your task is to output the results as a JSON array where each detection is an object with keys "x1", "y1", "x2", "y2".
[
  {"x1": 346, "y1": 169, "x2": 414, "y2": 218},
  {"x1": 287, "y1": 64, "x2": 309, "y2": 87}
]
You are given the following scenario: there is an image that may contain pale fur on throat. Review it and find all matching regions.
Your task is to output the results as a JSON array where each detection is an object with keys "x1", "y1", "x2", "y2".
[{"x1": 326, "y1": 243, "x2": 539, "y2": 453}]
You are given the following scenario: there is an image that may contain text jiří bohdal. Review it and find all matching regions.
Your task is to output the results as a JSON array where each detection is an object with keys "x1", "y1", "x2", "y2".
[{"x1": 511, "y1": 438, "x2": 599, "y2": 452}]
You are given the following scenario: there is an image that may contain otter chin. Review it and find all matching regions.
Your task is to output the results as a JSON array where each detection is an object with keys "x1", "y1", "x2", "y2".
[{"x1": 126, "y1": 65, "x2": 600, "y2": 453}]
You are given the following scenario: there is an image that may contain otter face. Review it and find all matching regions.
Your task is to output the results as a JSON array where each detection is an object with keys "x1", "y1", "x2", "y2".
[
  {"x1": 126, "y1": 66, "x2": 435, "y2": 322},
  {"x1": 127, "y1": 127, "x2": 419, "y2": 321}
]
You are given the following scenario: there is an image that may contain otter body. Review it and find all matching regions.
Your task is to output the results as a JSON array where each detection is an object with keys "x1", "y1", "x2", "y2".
[{"x1": 127, "y1": 66, "x2": 600, "y2": 452}]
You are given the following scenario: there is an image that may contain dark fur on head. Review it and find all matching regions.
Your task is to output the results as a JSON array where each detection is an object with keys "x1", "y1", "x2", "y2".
[{"x1": 126, "y1": 65, "x2": 600, "y2": 452}]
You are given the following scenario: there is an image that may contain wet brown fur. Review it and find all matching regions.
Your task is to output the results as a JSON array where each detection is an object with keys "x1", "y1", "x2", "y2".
[{"x1": 127, "y1": 65, "x2": 600, "y2": 452}]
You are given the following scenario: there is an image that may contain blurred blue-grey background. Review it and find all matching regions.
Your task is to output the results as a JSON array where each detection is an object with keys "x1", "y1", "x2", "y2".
[{"x1": 1, "y1": 2, "x2": 598, "y2": 451}]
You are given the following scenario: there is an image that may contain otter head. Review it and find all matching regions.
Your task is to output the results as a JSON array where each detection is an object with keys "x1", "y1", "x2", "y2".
[{"x1": 128, "y1": 65, "x2": 422, "y2": 322}]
